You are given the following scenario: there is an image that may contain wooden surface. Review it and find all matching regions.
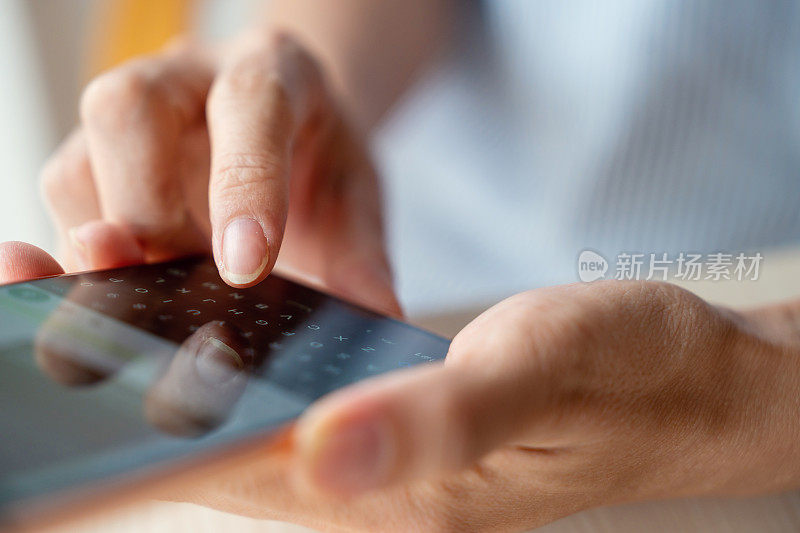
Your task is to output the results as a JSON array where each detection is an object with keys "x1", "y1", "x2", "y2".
[{"x1": 46, "y1": 247, "x2": 800, "y2": 532}]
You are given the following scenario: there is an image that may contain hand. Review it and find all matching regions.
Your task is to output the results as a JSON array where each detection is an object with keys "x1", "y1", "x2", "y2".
[
  {"x1": 40, "y1": 31, "x2": 399, "y2": 315},
  {"x1": 7, "y1": 242, "x2": 799, "y2": 531},
  {"x1": 204, "y1": 278, "x2": 800, "y2": 530}
]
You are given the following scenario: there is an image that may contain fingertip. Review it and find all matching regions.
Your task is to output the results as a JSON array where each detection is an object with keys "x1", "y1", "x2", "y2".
[
  {"x1": 0, "y1": 241, "x2": 64, "y2": 283},
  {"x1": 294, "y1": 388, "x2": 397, "y2": 497},
  {"x1": 294, "y1": 364, "x2": 450, "y2": 497},
  {"x1": 217, "y1": 216, "x2": 271, "y2": 287}
]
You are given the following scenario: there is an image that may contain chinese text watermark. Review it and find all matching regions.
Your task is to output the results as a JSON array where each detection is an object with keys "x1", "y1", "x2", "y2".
[{"x1": 577, "y1": 250, "x2": 763, "y2": 282}]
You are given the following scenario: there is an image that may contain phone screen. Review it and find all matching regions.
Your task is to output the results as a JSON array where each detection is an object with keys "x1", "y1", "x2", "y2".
[{"x1": 0, "y1": 256, "x2": 448, "y2": 517}]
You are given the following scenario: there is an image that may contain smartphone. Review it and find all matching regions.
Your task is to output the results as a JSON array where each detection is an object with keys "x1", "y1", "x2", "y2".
[{"x1": 0, "y1": 256, "x2": 449, "y2": 529}]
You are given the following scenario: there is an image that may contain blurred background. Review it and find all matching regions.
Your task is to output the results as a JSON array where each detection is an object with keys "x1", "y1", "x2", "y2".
[{"x1": 3, "y1": 1, "x2": 800, "y2": 320}]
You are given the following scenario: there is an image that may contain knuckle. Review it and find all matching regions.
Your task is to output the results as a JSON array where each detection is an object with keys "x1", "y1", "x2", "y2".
[
  {"x1": 212, "y1": 154, "x2": 288, "y2": 201},
  {"x1": 445, "y1": 331, "x2": 477, "y2": 368},
  {"x1": 218, "y1": 52, "x2": 274, "y2": 96},
  {"x1": 608, "y1": 280, "x2": 699, "y2": 335},
  {"x1": 446, "y1": 295, "x2": 533, "y2": 368},
  {"x1": 215, "y1": 53, "x2": 294, "y2": 123},
  {"x1": 80, "y1": 66, "x2": 165, "y2": 130},
  {"x1": 214, "y1": 153, "x2": 285, "y2": 184},
  {"x1": 270, "y1": 31, "x2": 324, "y2": 84}
]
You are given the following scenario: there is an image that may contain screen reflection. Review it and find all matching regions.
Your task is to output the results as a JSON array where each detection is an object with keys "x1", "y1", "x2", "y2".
[{"x1": 0, "y1": 257, "x2": 448, "y2": 511}]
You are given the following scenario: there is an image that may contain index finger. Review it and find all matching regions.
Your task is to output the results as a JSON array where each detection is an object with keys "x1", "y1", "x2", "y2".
[{"x1": 207, "y1": 33, "x2": 324, "y2": 287}]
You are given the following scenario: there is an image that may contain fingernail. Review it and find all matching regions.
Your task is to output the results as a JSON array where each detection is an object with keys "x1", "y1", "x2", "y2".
[
  {"x1": 194, "y1": 337, "x2": 244, "y2": 386},
  {"x1": 68, "y1": 226, "x2": 89, "y2": 270},
  {"x1": 221, "y1": 217, "x2": 269, "y2": 285},
  {"x1": 299, "y1": 416, "x2": 395, "y2": 494}
]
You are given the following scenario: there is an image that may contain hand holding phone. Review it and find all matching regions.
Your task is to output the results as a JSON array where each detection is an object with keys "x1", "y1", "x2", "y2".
[
  {"x1": 0, "y1": 243, "x2": 448, "y2": 529},
  {"x1": 7, "y1": 241, "x2": 799, "y2": 533}
]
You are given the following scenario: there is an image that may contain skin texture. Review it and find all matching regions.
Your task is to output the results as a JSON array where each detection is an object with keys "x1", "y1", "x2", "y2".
[
  {"x1": 2, "y1": 242, "x2": 800, "y2": 532},
  {"x1": 10, "y1": 2, "x2": 800, "y2": 530}
]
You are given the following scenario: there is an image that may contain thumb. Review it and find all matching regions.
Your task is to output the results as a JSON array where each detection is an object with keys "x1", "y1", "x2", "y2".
[
  {"x1": 0, "y1": 241, "x2": 64, "y2": 282},
  {"x1": 294, "y1": 360, "x2": 542, "y2": 496}
]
